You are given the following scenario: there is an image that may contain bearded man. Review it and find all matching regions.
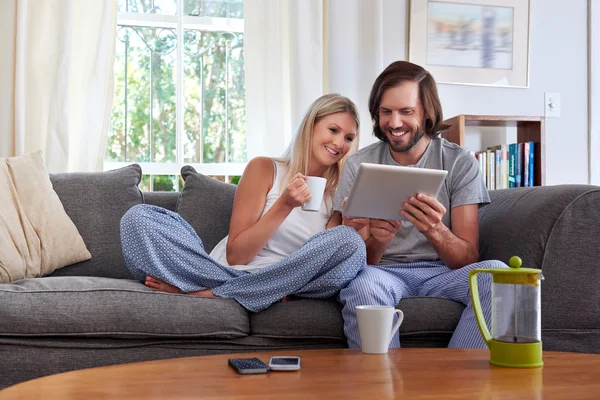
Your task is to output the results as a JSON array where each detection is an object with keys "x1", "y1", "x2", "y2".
[{"x1": 332, "y1": 61, "x2": 508, "y2": 350}]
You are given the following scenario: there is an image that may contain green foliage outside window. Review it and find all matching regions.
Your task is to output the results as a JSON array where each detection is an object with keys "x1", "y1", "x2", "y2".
[
  {"x1": 152, "y1": 175, "x2": 177, "y2": 191},
  {"x1": 108, "y1": 0, "x2": 246, "y2": 166},
  {"x1": 138, "y1": 173, "x2": 240, "y2": 192}
]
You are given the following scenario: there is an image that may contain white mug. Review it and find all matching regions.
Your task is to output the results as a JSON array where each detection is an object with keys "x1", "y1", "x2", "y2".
[
  {"x1": 356, "y1": 305, "x2": 404, "y2": 354},
  {"x1": 301, "y1": 176, "x2": 327, "y2": 212}
]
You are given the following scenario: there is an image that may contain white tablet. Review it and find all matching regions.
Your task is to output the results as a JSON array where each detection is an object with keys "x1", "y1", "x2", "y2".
[{"x1": 342, "y1": 163, "x2": 448, "y2": 220}]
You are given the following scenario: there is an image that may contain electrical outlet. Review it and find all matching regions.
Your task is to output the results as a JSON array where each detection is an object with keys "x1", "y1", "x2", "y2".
[{"x1": 545, "y1": 92, "x2": 561, "y2": 118}]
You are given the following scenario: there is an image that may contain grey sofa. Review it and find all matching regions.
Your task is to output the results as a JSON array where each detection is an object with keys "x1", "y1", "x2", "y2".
[{"x1": 0, "y1": 164, "x2": 599, "y2": 389}]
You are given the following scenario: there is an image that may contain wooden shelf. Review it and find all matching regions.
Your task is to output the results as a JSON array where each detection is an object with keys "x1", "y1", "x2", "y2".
[{"x1": 442, "y1": 114, "x2": 546, "y2": 186}]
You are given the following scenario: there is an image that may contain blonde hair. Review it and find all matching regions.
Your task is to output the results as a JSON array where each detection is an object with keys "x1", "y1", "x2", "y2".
[{"x1": 275, "y1": 94, "x2": 360, "y2": 201}]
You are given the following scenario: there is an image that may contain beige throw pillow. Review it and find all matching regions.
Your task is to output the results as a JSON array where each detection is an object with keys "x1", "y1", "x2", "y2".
[{"x1": 0, "y1": 151, "x2": 91, "y2": 283}]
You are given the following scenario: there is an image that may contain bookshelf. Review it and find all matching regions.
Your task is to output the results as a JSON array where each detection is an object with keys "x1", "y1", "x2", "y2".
[{"x1": 442, "y1": 115, "x2": 545, "y2": 186}]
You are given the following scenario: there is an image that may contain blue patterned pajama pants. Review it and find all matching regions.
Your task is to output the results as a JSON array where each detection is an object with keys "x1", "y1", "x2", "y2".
[
  {"x1": 338, "y1": 259, "x2": 508, "y2": 349},
  {"x1": 120, "y1": 204, "x2": 366, "y2": 312}
]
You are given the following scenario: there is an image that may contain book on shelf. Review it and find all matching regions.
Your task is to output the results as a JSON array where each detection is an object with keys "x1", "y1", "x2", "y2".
[
  {"x1": 524, "y1": 142, "x2": 534, "y2": 187},
  {"x1": 472, "y1": 141, "x2": 535, "y2": 190},
  {"x1": 515, "y1": 142, "x2": 523, "y2": 188}
]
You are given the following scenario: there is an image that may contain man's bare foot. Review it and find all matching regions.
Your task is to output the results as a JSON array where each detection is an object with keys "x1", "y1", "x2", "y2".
[{"x1": 145, "y1": 276, "x2": 181, "y2": 293}]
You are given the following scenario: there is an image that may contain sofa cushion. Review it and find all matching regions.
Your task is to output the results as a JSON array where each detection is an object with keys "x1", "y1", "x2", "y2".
[
  {"x1": 0, "y1": 151, "x2": 91, "y2": 283},
  {"x1": 397, "y1": 297, "x2": 464, "y2": 347},
  {"x1": 250, "y1": 297, "x2": 464, "y2": 347},
  {"x1": 0, "y1": 277, "x2": 249, "y2": 339},
  {"x1": 48, "y1": 164, "x2": 143, "y2": 279},
  {"x1": 250, "y1": 299, "x2": 345, "y2": 339},
  {"x1": 176, "y1": 166, "x2": 236, "y2": 253},
  {"x1": 397, "y1": 297, "x2": 464, "y2": 334}
]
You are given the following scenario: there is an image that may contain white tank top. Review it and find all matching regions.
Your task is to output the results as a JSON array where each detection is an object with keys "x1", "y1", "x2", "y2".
[{"x1": 209, "y1": 161, "x2": 331, "y2": 272}]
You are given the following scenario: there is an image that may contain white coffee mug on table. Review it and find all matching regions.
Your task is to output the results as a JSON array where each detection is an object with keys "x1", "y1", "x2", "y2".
[
  {"x1": 302, "y1": 176, "x2": 327, "y2": 212},
  {"x1": 356, "y1": 305, "x2": 404, "y2": 354}
]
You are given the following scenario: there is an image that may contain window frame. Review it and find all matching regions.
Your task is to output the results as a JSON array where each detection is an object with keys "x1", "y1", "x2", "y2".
[{"x1": 104, "y1": 2, "x2": 246, "y2": 189}]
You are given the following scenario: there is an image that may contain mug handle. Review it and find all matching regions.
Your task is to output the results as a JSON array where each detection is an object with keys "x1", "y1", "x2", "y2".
[{"x1": 387, "y1": 309, "x2": 404, "y2": 345}]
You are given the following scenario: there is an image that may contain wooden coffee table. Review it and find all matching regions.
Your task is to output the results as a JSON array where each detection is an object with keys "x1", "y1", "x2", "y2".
[{"x1": 1, "y1": 348, "x2": 599, "y2": 399}]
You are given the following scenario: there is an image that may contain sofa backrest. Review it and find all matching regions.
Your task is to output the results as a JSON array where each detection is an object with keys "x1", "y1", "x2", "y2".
[
  {"x1": 49, "y1": 164, "x2": 144, "y2": 279},
  {"x1": 144, "y1": 192, "x2": 179, "y2": 212},
  {"x1": 48, "y1": 165, "x2": 236, "y2": 280},
  {"x1": 142, "y1": 176, "x2": 236, "y2": 254},
  {"x1": 479, "y1": 185, "x2": 600, "y2": 269},
  {"x1": 479, "y1": 184, "x2": 600, "y2": 337},
  {"x1": 175, "y1": 166, "x2": 236, "y2": 253}
]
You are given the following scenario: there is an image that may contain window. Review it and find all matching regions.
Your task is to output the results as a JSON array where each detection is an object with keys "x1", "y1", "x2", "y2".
[{"x1": 105, "y1": 0, "x2": 245, "y2": 190}]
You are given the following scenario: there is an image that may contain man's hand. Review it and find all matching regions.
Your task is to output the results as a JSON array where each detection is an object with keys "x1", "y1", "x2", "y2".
[
  {"x1": 370, "y1": 219, "x2": 401, "y2": 246},
  {"x1": 341, "y1": 198, "x2": 370, "y2": 241},
  {"x1": 401, "y1": 193, "x2": 447, "y2": 235}
]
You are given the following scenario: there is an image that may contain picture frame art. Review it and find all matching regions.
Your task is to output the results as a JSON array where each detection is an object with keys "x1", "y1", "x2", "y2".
[{"x1": 409, "y1": 0, "x2": 530, "y2": 87}]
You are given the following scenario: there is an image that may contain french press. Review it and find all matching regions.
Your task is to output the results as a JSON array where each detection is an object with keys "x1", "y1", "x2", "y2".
[{"x1": 469, "y1": 256, "x2": 544, "y2": 368}]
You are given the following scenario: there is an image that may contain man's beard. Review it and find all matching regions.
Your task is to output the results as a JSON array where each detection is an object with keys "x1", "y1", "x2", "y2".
[{"x1": 386, "y1": 125, "x2": 426, "y2": 153}]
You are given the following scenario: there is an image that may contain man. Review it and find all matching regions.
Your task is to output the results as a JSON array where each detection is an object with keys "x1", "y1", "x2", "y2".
[{"x1": 333, "y1": 61, "x2": 507, "y2": 349}]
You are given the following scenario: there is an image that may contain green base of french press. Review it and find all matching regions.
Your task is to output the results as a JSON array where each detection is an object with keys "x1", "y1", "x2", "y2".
[{"x1": 489, "y1": 339, "x2": 543, "y2": 368}]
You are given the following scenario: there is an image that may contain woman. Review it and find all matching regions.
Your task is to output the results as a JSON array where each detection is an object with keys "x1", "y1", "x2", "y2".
[{"x1": 120, "y1": 94, "x2": 365, "y2": 312}]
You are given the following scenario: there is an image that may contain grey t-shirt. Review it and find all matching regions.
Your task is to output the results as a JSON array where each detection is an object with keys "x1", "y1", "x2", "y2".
[{"x1": 333, "y1": 137, "x2": 490, "y2": 264}]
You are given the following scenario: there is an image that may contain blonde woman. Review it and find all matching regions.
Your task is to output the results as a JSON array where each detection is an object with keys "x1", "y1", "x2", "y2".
[{"x1": 121, "y1": 94, "x2": 366, "y2": 312}]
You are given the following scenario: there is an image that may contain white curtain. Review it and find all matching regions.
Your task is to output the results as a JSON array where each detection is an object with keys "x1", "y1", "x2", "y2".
[
  {"x1": 244, "y1": 0, "x2": 324, "y2": 158},
  {"x1": 325, "y1": 0, "x2": 386, "y2": 150},
  {"x1": 244, "y1": 0, "x2": 386, "y2": 158},
  {"x1": 0, "y1": 0, "x2": 117, "y2": 173}
]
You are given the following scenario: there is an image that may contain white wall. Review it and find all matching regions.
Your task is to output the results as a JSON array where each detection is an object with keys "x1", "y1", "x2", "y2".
[
  {"x1": 1, "y1": 0, "x2": 589, "y2": 183},
  {"x1": 325, "y1": 0, "x2": 385, "y2": 149},
  {"x1": 382, "y1": 0, "x2": 589, "y2": 185}
]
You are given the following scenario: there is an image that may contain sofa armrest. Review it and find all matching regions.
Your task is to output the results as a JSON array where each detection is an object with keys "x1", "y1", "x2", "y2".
[{"x1": 479, "y1": 185, "x2": 600, "y2": 335}]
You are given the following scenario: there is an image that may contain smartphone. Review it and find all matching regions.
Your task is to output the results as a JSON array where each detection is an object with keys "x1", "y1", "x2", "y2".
[
  {"x1": 268, "y1": 356, "x2": 301, "y2": 371},
  {"x1": 228, "y1": 358, "x2": 269, "y2": 374}
]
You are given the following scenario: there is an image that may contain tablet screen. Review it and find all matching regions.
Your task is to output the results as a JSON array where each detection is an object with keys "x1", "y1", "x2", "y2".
[{"x1": 342, "y1": 163, "x2": 448, "y2": 220}]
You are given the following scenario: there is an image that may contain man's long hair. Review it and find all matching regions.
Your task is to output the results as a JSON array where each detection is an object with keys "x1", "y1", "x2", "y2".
[{"x1": 368, "y1": 61, "x2": 449, "y2": 141}]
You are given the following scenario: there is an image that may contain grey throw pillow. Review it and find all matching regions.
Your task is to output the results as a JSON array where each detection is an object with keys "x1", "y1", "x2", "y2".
[
  {"x1": 48, "y1": 164, "x2": 143, "y2": 279},
  {"x1": 176, "y1": 166, "x2": 236, "y2": 253}
]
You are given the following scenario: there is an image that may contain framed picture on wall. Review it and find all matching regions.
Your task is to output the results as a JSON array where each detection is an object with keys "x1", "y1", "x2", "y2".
[{"x1": 409, "y1": 0, "x2": 530, "y2": 87}]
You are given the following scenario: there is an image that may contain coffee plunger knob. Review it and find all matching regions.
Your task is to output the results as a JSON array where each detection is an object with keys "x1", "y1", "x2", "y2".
[{"x1": 508, "y1": 256, "x2": 522, "y2": 269}]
